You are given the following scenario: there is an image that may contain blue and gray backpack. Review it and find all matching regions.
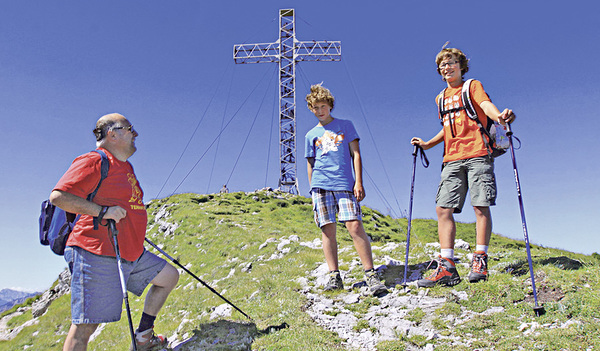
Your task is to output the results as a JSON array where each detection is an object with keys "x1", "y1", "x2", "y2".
[{"x1": 39, "y1": 150, "x2": 110, "y2": 255}]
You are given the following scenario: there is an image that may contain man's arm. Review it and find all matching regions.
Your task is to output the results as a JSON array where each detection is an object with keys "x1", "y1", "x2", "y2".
[
  {"x1": 349, "y1": 139, "x2": 365, "y2": 202},
  {"x1": 49, "y1": 190, "x2": 127, "y2": 222}
]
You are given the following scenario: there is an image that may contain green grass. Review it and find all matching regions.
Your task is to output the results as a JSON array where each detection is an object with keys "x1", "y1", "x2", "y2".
[
  {"x1": 404, "y1": 307, "x2": 425, "y2": 325},
  {"x1": 2, "y1": 190, "x2": 599, "y2": 350}
]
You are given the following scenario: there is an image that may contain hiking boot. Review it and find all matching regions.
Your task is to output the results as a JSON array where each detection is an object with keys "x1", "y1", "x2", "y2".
[
  {"x1": 365, "y1": 270, "x2": 388, "y2": 296},
  {"x1": 468, "y1": 251, "x2": 488, "y2": 283},
  {"x1": 417, "y1": 256, "x2": 461, "y2": 288},
  {"x1": 131, "y1": 327, "x2": 168, "y2": 351},
  {"x1": 323, "y1": 271, "x2": 344, "y2": 291}
]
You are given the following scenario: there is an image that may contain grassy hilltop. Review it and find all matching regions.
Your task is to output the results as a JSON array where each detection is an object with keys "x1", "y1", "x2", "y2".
[{"x1": 1, "y1": 190, "x2": 599, "y2": 350}]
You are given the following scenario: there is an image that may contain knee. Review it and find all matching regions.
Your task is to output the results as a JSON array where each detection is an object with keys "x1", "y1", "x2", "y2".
[
  {"x1": 321, "y1": 223, "x2": 337, "y2": 239},
  {"x1": 168, "y1": 264, "x2": 180, "y2": 287},
  {"x1": 345, "y1": 220, "x2": 365, "y2": 238},
  {"x1": 345, "y1": 220, "x2": 359, "y2": 231},
  {"x1": 157, "y1": 264, "x2": 179, "y2": 290},
  {"x1": 473, "y1": 206, "x2": 491, "y2": 218},
  {"x1": 71, "y1": 323, "x2": 99, "y2": 340},
  {"x1": 436, "y1": 206, "x2": 454, "y2": 220}
]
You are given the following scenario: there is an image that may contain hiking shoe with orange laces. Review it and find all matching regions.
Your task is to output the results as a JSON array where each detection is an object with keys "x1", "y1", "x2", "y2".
[
  {"x1": 131, "y1": 327, "x2": 168, "y2": 351},
  {"x1": 417, "y1": 256, "x2": 461, "y2": 288},
  {"x1": 468, "y1": 251, "x2": 488, "y2": 283}
]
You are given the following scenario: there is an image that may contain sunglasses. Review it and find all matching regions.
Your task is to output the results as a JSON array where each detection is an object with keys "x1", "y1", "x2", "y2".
[{"x1": 111, "y1": 125, "x2": 135, "y2": 133}]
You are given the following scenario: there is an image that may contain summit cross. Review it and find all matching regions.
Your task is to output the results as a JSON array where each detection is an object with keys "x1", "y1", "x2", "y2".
[{"x1": 233, "y1": 8, "x2": 342, "y2": 194}]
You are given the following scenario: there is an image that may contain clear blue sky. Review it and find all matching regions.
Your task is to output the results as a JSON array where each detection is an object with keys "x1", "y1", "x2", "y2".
[{"x1": 1, "y1": 1, "x2": 598, "y2": 291}]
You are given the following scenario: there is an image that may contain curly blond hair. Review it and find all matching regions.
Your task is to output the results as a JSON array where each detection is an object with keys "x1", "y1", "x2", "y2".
[
  {"x1": 305, "y1": 83, "x2": 335, "y2": 110},
  {"x1": 435, "y1": 47, "x2": 469, "y2": 79}
]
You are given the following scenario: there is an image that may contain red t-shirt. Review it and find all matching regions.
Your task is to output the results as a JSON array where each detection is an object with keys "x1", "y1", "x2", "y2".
[
  {"x1": 54, "y1": 148, "x2": 147, "y2": 261},
  {"x1": 436, "y1": 80, "x2": 491, "y2": 162}
]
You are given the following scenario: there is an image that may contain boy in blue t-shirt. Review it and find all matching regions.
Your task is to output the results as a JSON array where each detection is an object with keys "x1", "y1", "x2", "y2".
[{"x1": 304, "y1": 84, "x2": 387, "y2": 296}]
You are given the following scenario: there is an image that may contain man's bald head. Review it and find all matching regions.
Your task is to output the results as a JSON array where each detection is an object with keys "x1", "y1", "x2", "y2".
[
  {"x1": 93, "y1": 113, "x2": 127, "y2": 142},
  {"x1": 93, "y1": 113, "x2": 138, "y2": 161}
]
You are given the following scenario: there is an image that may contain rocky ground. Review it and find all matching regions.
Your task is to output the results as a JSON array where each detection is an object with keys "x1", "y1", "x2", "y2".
[
  {"x1": 167, "y1": 236, "x2": 575, "y2": 351},
  {"x1": 2, "y1": 207, "x2": 584, "y2": 350}
]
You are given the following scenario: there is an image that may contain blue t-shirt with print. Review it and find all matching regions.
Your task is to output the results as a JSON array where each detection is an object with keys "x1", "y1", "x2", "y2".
[{"x1": 304, "y1": 118, "x2": 359, "y2": 191}]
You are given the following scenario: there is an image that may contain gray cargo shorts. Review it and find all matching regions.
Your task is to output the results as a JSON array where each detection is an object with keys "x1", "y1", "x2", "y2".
[{"x1": 436, "y1": 156, "x2": 497, "y2": 213}]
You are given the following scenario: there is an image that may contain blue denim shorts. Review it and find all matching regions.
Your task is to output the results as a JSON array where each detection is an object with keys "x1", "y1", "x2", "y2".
[
  {"x1": 64, "y1": 246, "x2": 167, "y2": 324},
  {"x1": 436, "y1": 156, "x2": 497, "y2": 213},
  {"x1": 311, "y1": 188, "x2": 362, "y2": 228}
]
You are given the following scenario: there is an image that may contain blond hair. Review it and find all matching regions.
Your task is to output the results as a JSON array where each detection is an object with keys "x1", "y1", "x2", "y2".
[
  {"x1": 305, "y1": 83, "x2": 335, "y2": 110},
  {"x1": 435, "y1": 47, "x2": 469, "y2": 78}
]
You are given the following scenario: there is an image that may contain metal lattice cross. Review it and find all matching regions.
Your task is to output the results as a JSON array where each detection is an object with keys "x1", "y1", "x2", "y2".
[{"x1": 234, "y1": 8, "x2": 341, "y2": 194}]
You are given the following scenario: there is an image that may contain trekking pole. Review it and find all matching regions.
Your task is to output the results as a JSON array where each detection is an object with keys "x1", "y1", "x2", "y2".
[
  {"x1": 403, "y1": 144, "x2": 429, "y2": 286},
  {"x1": 108, "y1": 220, "x2": 138, "y2": 351},
  {"x1": 505, "y1": 124, "x2": 545, "y2": 317},
  {"x1": 144, "y1": 238, "x2": 253, "y2": 320}
]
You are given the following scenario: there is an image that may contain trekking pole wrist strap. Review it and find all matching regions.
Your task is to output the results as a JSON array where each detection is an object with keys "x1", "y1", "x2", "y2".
[
  {"x1": 418, "y1": 147, "x2": 430, "y2": 168},
  {"x1": 94, "y1": 206, "x2": 110, "y2": 230}
]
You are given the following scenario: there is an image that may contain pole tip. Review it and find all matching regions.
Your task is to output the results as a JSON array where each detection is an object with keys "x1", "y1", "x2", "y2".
[{"x1": 533, "y1": 305, "x2": 545, "y2": 317}]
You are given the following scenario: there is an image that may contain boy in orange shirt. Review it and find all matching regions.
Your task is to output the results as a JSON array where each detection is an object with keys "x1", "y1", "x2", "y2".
[{"x1": 411, "y1": 47, "x2": 516, "y2": 287}]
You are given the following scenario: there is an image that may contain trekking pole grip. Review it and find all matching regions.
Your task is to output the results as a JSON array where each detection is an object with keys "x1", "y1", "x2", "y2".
[
  {"x1": 506, "y1": 122, "x2": 513, "y2": 136},
  {"x1": 412, "y1": 144, "x2": 419, "y2": 156},
  {"x1": 107, "y1": 219, "x2": 118, "y2": 236}
]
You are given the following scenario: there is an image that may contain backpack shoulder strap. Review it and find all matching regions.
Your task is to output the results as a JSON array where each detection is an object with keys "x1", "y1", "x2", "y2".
[
  {"x1": 461, "y1": 79, "x2": 478, "y2": 120},
  {"x1": 460, "y1": 80, "x2": 495, "y2": 157},
  {"x1": 88, "y1": 150, "x2": 110, "y2": 200},
  {"x1": 437, "y1": 88, "x2": 447, "y2": 123},
  {"x1": 89, "y1": 149, "x2": 110, "y2": 229},
  {"x1": 461, "y1": 79, "x2": 494, "y2": 132}
]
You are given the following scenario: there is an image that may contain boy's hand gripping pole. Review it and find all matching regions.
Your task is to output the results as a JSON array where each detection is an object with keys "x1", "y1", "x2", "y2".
[
  {"x1": 144, "y1": 238, "x2": 252, "y2": 320},
  {"x1": 403, "y1": 145, "x2": 429, "y2": 286},
  {"x1": 107, "y1": 220, "x2": 138, "y2": 350},
  {"x1": 505, "y1": 124, "x2": 545, "y2": 317}
]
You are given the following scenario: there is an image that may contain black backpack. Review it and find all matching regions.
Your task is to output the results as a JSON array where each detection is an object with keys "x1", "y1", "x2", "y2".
[
  {"x1": 437, "y1": 79, "x2": 510, "y2": 158},
  {"x1": 39, "y1": 150, "x2": 110, "y2": 255}
]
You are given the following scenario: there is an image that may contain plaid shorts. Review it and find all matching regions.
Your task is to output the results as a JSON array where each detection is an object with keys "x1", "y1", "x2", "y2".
[{"x1": 311, "y1": 188, "x2": 362, "y2": 228}]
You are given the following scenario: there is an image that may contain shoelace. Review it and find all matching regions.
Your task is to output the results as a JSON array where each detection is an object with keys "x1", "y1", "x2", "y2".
[
  {"x1": 425, "y1": 259, "x2": 445, "y2": 279},
  {"x1": 472, "y1": 255, "x2": 486, "y2": 273}
]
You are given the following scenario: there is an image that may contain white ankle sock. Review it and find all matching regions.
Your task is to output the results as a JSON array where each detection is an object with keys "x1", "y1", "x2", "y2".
[
  {"x1": 476, "y1": 245, "x2": 488, "y2": 254},
  {"x1": 440, "y1": 249, "x2": 454, "y2": 259}
]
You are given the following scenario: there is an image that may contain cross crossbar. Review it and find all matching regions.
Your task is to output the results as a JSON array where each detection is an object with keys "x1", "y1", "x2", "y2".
[{"x1": 233, "y1": 40, "x2": 341, "y2": 64}]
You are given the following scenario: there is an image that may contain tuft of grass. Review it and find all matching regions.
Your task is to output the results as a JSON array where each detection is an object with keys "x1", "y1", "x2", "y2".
[{"x1": 405, "y1": 307, "x2": 426, "y2": 325}]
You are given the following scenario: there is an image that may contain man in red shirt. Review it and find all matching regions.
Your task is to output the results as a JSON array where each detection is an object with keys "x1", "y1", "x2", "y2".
[
  {"x1": 411, "y1": 48, "x2": 516, "y2": 287},
  {"x1": 50, "y1": 113, "x2": 179, "y2": 351}
]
